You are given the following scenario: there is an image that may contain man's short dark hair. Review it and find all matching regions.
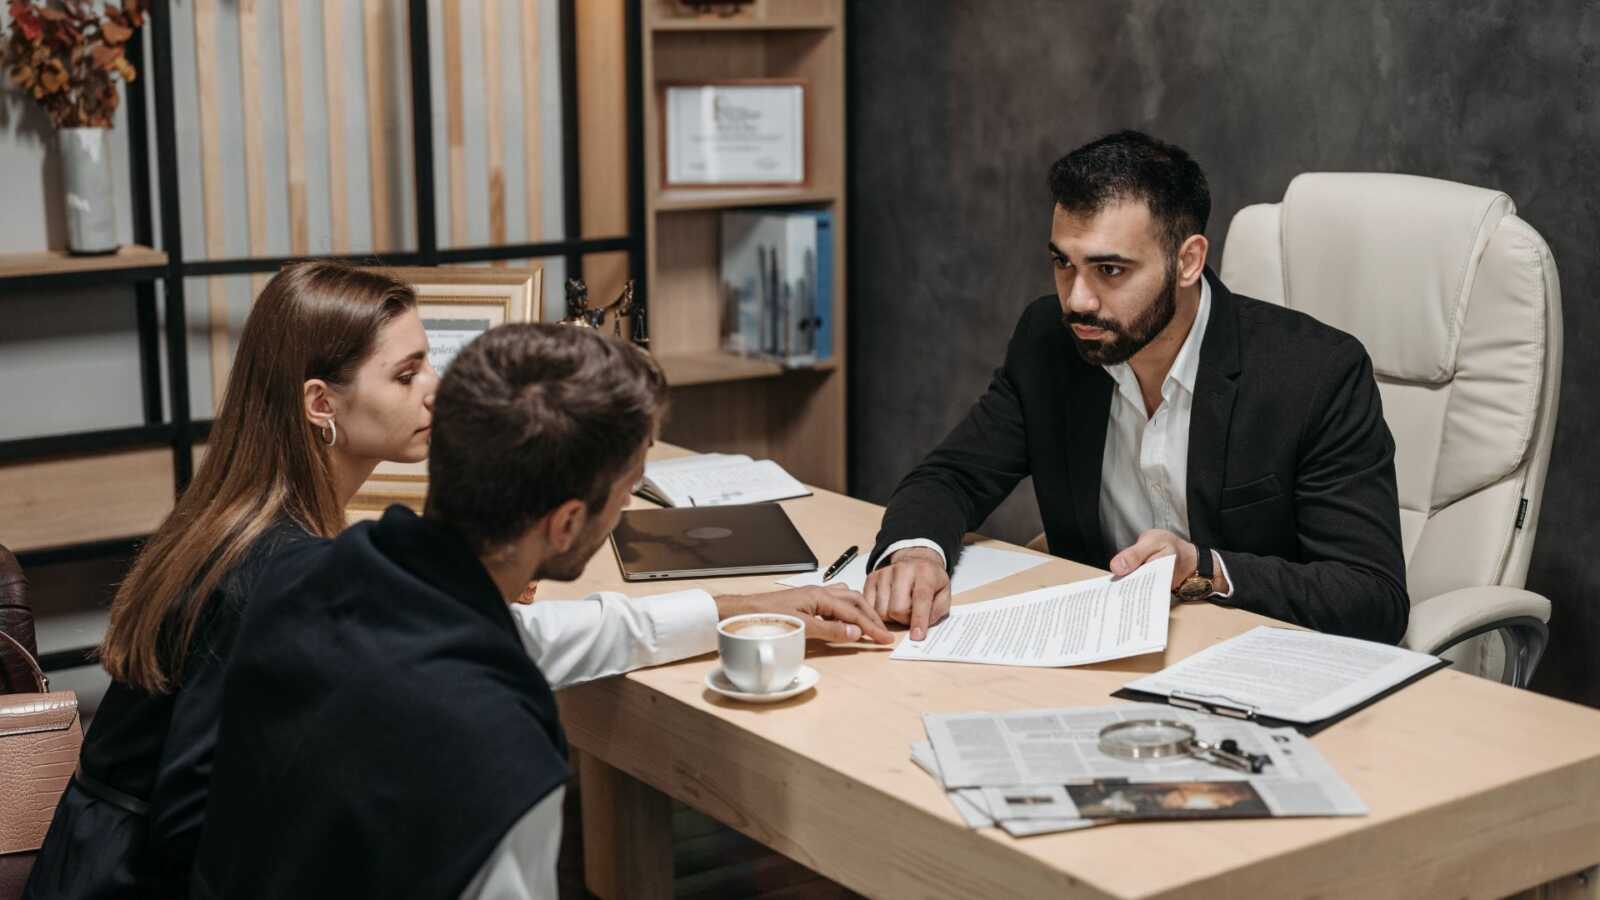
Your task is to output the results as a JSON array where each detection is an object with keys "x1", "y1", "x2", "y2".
[
  {"x1": 426, "y1": 323, "x2": 668, "y2": 550},
  {"x1": 1047, "y1": 130, "x2": 1210, "y2": 255}
]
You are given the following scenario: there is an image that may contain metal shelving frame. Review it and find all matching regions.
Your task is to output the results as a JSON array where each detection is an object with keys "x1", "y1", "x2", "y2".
[{"x1": 5, "y1": 0, "x2": 648, "y2": 670}]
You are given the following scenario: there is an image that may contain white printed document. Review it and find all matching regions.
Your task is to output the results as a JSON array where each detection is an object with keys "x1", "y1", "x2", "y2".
[
  {"x1": 889, "y1": 555, "x2": 1174, "y2": 667},
  {"x1": 778, "y1": 544, "x2": 1048, "y2": 595},
  {"x1": 638, "y1": 453, "x2": 810, "y2": 507},
  {"x1": 1122, "y1": 626, "x2": 1444, "y2": 724}
]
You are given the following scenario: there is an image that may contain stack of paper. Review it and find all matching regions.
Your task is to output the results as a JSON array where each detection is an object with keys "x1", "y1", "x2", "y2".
[
  {"x1": 638, "y1": 453, "x2": 810, "y2": 507},
  {"x1": 911, "y1": 703, "x2": 1367, "y2": 836}
]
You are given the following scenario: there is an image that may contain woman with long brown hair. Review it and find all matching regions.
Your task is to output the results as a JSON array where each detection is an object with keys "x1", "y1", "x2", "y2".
[{"x1": 26, "y1": 261, "x2": 438, "y2": 899}]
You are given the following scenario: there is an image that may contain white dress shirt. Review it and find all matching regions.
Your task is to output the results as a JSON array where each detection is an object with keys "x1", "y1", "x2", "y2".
[
  {"x1": 881, "y1": 278, "x2": 1232, "y2": 594},
  {"x1": 459, "y1": 588, "x2": 719, "y2": 900}
]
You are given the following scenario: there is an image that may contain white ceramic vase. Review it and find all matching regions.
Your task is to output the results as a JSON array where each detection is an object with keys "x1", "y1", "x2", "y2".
[{"x1": 58, "y1": 126, "x2": 118, "y2": 255}]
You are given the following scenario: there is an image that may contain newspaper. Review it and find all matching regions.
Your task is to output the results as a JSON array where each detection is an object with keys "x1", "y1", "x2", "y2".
[
  {"x1": 922, "y1": 703, "x2": 1366, "y2": 820},
  {"x1": 890, "y1": 555, "x2": 1173, "y2": 667},
  {"x1": 910, "y1": 742, "x2": 1098, "y2": 836}
]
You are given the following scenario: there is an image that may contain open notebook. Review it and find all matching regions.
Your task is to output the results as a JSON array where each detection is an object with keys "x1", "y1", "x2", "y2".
[{"x1": 637, "y1": 453, "x2": 810, "y2": 508}]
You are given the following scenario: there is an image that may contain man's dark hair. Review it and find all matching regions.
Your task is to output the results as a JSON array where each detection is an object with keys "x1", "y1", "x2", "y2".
[
  {"x1": 1047, "y1": 130, "x2": 1210, "y2": 255},
  {"x1": 426, "y1": 323, "x2": 668, "y2": 550}
]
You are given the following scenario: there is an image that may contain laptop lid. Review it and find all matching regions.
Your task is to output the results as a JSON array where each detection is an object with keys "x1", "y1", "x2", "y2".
[{"x1": 610, "y1": 503, "x2": 818, "y2": 582}]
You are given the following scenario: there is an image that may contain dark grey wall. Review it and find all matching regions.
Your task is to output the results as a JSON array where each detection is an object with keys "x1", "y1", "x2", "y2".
[{"x1": 847, "y1": 1, "x2": 1600, "y2": 705}]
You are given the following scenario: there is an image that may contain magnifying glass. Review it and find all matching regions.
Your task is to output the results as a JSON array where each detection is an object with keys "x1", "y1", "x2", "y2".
[{"x1": 1097, "y1": 719, "x2": 1270, "y2": 774}]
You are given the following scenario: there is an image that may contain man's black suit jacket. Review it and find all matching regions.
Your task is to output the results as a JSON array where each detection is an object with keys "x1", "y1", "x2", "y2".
[{"x1": 869, "y1": 270, "x2": 1408, "y2": 643}]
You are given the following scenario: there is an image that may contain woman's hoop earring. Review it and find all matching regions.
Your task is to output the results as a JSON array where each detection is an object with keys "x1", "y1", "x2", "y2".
[{"x1": 321, "y1": 418, "x2": 338, "y2": 447}]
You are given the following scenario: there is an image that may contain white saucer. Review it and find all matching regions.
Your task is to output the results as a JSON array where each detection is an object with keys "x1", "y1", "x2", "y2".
[{"x1": 704, "y1": 665, "x2": 820, "y2": 703}]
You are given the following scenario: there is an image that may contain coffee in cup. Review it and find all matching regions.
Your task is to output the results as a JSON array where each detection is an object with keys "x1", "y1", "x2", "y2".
[
  {"x1": 723, "y1": 618, "x2": 802, "y2": 638},
  {"x1": 717, "y1": 613, "x2": 805, "y2": 694}
]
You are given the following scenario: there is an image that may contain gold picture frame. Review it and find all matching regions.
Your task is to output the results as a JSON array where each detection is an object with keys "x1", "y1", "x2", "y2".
[{"x1": 349, "y1": 266, "x2": 542, "y2": 513}]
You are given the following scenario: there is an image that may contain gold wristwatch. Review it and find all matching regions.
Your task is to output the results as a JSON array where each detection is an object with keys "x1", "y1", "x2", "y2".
[{"x1": 1174, "y1": 547, "x2": 1216, "y2": 603}]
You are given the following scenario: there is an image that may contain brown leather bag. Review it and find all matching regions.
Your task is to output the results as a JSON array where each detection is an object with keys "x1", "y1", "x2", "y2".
[{"x1": 0, "y1": 630, "x2": 83, "y2": 858}]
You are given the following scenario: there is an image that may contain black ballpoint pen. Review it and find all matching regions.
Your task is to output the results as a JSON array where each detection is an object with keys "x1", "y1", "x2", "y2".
[{"x1": 821, "y1": 545, "x2": 859, "y2": 582}]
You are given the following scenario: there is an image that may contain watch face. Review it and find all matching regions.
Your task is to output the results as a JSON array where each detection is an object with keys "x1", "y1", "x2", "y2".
[{"x1": 1176, "y1": 575, "x2": 1212, "y2": 602}]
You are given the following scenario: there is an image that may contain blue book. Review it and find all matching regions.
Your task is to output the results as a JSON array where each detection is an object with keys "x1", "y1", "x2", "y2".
[{"x1": 811, "y1": 209, "x2": 834, "y2": 361}]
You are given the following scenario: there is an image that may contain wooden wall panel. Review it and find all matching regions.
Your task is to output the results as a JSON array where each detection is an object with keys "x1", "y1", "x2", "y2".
[
  {"x1": 520, "y1": 0, "x2": 543, "y2": 242},
  {"x1": 482, "y1": 0, "x2": 506, "y2": 257},
  {"x1": 578, "y1": 0, "x2": 629, "y2": 303},
  {"x1": 321, "y1": 1, "x2": 350, "y2": 252},
  {"x1": 363, "y1": 0, "x2": 396, "y2": 251},
  {"x1": 281, "y1": 0, "x2": 310, "y2": 254},
  {"x1": 193, "y1": 0, "x2": 231, "y2": 408},
  {"x1": 238, "y1": 0, "x2": 270, "y2": 300},
  {"x1": 444, "y1": 0, "x2": 468, "y2": 245}
]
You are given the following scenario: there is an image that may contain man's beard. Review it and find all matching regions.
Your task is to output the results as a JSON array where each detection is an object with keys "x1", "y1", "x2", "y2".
[
  {"x1": 1062, "y1": 262, "x2": 1179, "y2": 366},
  {"x1": 535, "y1": 518, "x2": 610, "y2": 581}
]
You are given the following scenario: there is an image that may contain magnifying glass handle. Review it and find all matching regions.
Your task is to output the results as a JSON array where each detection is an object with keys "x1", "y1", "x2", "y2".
[{"x1": 1195, "y1": 738, "x2": 1268, "y2": 773}]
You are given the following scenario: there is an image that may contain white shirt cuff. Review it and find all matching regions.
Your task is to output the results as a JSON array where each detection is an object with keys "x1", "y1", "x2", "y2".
[
  {"x1": 1211, "y1": 550, "x2": 1235, "y2": 599},
  {"x1": 644, "y1": 588, "x2": 721, "y2": 660},
  {"x1": 876, "y1": 538, "x2": 947, "y2": 571},
  {"x1": 509, "y1": 588, "x2": 718, "y2": 690}
]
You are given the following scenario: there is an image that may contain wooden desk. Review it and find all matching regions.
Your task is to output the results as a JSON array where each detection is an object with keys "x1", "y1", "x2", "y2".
[{"x1": 556, "y1": 447, "x2": 1600, "y2": 899}]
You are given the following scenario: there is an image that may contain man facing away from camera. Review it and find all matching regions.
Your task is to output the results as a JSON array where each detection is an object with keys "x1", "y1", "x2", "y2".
[{"x1": 192, "y1": 324, "x2": 891, "y2": 899}]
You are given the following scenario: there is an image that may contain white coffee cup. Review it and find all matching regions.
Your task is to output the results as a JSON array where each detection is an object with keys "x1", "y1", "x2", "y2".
[{"x1": 717, "y1": 613, "x2": 805, "y2": 694}]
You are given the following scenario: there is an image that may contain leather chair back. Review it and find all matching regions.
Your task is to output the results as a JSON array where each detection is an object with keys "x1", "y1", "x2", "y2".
[
  {"x1": 0, "y1": 547, "x2": 38, "y2": 695},
  {"x1": 1221, "y1": 173, "x2": 1563, "y2": 674}
]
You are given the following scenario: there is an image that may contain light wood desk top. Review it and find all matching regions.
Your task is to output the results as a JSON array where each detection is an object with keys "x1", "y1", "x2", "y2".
[{"x1": 557, "y1": 446, "x2": 1600, "y2": 899}]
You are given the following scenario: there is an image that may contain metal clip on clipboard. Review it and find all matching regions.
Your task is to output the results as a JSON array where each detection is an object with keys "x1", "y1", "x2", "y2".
[{"x1": 1167, "y1": 690, "x2": 1260, "y2": 721}]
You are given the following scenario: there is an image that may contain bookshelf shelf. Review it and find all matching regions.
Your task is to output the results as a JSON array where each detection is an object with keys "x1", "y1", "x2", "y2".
[
  {"x1": 655, "y1": 351, "x2": 838, "y2": 388},
  {"x1": 0, "y1": 244, "x2": 167, "y2": 284},
  {"x1": 654, "y1": 186, "x2": 837, "y2": 213},
  {"x1": 656, "y1": 351, "x2": 783, "y2": 386},
  {"x1": 649, "y1": 18, "x2": 835, "y2": 32}
]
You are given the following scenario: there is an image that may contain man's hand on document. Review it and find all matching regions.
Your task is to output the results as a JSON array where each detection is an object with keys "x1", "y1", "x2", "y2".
[{"x1": 864, "y1": 547, "x2": 951, "y2": 641}]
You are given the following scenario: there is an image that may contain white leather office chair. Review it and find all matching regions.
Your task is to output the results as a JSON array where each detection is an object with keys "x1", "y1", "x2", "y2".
[{"x1": 1220, "y1": 172, "x2": 1562, "y2": 686}]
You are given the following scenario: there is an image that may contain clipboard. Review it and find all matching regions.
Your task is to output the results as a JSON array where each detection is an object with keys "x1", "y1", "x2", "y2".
[{"x1": 1111, "y1": 656, "x2": 1452, "y2": 736}]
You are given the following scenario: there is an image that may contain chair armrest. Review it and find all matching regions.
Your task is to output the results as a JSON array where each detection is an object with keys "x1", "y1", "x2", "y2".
[
  {"x1": 1402, "y1": 586, "x2": 1551, "y2": 687},
  {"x1": 1403, "y1": 586, "x2": 1551, "y2": 655}
]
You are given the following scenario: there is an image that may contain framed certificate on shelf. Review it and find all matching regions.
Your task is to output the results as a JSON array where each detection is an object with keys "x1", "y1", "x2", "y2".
[
  {"x1": 662, "y1": 80, "x2": 808, "y2": 187},
  {"x1": 349, "y1": 267, "x2": 541, "y2": 512}
]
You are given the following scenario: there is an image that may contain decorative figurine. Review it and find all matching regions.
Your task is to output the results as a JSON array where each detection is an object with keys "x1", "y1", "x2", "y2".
[{"x1": 558, "y1": 277, "x2": 649, "y2": 349}]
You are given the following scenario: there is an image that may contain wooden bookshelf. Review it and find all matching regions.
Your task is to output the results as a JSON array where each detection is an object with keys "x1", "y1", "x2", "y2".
[{"x1": 642, "y1": 0, "x2": 847, "y2": 491}]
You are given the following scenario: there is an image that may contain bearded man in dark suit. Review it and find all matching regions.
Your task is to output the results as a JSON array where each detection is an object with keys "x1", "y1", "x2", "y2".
[{"x1": 865, "y1": 131, "x2": 1407, "y2": 644}]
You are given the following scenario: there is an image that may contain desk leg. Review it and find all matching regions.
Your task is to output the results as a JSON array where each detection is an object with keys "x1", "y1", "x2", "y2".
[{"x1": 578, "y1": 749, "x2": 673, "y2": 900}]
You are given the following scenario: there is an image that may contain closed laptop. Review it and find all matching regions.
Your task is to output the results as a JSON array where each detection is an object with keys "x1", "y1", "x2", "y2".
[{"x1": 610, "y1": 503, "x2": 817, "y2": 582}]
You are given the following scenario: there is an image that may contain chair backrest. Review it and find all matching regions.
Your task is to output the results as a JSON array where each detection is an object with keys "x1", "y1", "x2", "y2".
[
  {"x1": 1220, "y1": 173, "x2": 1562, "y2": 605},
  {"x1": 0, "y1": 545, "x2": 38, "y2": 694}
]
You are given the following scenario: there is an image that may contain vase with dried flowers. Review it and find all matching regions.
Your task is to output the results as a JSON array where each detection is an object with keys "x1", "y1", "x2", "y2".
[{"x1": 4, "y1": 0, "x2": 145, "y2": 254}]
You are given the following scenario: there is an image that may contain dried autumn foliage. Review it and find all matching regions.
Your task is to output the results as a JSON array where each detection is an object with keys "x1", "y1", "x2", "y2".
[{"x1": 4, "y1": 1, "x2": 144, "y2": 128}]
